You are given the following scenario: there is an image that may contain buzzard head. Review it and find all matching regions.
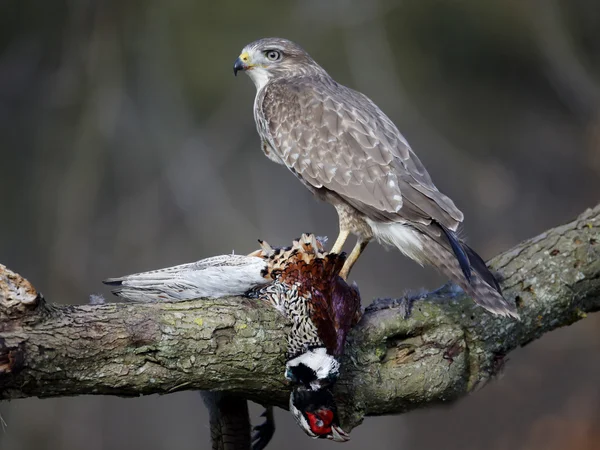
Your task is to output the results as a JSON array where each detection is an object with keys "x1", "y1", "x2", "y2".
[
  {"x1": 233, "y1": 37, "x2": 322, "y2": 89},
  {"x1": 289, "y1": 386, "x2": 350, "y2": 442}
]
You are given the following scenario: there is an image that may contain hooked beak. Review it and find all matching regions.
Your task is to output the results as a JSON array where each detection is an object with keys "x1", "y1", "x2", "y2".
[
  {"x1": 233, "y1": 58, "x2": 245, "y2": 76},
  {"x1": 329, "y1": 425, "x2": 350, "y2": 442},
  {"x1": 233, "y1": 52, "x2": 251, "y2": 76}
]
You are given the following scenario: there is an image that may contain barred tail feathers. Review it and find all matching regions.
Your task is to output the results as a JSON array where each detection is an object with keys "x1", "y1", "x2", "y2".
[{"x1": 368, "y1": 221, "x2": 519, "y2": 319}]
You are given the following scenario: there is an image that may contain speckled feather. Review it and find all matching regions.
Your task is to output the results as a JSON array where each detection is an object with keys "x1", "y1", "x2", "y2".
[
  {"x1": 105, "y1": 234, "x2": 363, "y2": 354},
  {"x1": 243, "y1": 37, "x2": 517, "y2": 318},
  {"x1": 258, "y1": 74, "x2": 463, "y2": 228},
  {"x1": 251, "y1": 234, "x2": 361, "y2": 357}
]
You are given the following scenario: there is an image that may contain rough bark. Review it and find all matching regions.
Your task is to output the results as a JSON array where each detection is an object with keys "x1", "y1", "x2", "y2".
[{"x1": 1, "y1": 205, "x2": 599, "y2": 431}]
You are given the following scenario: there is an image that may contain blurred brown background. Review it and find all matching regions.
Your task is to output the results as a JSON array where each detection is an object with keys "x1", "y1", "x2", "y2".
[{"x1": 1, "y1": 0, "x2": 599, "y2": 449}]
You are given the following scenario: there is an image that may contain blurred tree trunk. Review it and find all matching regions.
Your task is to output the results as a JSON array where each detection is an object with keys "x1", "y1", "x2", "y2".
[{"x1": 201, "y1": 392, "x2": 252, "y2": 450}]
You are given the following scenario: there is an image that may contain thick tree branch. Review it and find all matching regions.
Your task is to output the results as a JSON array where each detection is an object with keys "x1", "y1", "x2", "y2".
[{"x1": 1, "y1": 205, "x2": 599, "y2": 430}]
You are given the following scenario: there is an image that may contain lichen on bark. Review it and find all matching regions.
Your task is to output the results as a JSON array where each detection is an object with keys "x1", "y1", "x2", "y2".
[{"x1": 0, "y1": 205, "x2": 599, "y2": 432}]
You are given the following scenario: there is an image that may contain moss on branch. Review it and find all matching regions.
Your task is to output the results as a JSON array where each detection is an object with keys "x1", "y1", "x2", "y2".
[{"x1": 1, "y1": 205, "x2": 599, "y2": 431}]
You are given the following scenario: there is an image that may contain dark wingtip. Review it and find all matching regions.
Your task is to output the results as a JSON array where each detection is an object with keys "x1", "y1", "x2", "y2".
[
  {"x1": 439, "y1": 223, "x2": 472, "y2": 283},
  {"x1": 463, "y1": 244, "x2": 502, "y2": 293},
  {"x1": 102, "y1": 278, "x2": 123, "y2": 286}
]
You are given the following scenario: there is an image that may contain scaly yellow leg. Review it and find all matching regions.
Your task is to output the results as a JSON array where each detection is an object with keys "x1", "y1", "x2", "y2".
[
  {"x1": 339, "y1": 238, "x2": 370, "y2": 280},
  {"x1": 330, "y1": 229, "x2": 351, "y2": 254}
]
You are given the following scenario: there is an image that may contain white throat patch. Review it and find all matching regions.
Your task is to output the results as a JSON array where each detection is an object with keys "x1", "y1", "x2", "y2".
[
  {"x1": 246, "y1": 66, "x2": 271, "y2": 91},
  {"x1": 286, "y1": 348, "x2": 340, "y2": 386}
]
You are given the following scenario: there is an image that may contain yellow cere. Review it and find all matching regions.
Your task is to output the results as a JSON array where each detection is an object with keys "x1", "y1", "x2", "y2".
[{"x1": 240, "y1": 52, "x2": 250, "y2": 63}]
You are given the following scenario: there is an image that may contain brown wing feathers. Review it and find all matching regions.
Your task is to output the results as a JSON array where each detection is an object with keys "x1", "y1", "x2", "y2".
[
  {"x1": 262, "y1": 78, "x2": 463, "y2": 231},
  {"x1": 259, "y1": 70, "x2": 516, "y2": 318}
]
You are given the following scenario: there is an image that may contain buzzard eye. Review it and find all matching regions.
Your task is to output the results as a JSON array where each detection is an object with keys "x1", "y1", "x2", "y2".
[{"x1": 265, "y1": 50, "x2": 281, "y2": 61}]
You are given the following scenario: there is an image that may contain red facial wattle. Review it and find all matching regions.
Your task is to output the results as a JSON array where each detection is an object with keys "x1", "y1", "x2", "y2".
[{"x1": 306, "y1": 409, "x2": 334, "y2": 435}]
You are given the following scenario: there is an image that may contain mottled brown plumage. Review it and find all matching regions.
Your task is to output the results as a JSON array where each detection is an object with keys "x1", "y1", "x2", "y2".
[
  {"x1": 103, "y1": 234, "x2": 355, "y2": 444},
  {"x1": 235, "y1": 37, "x2": 519, "y2": 318},
  {"x1": 250, "y1": 234, "x2": 356, "y2": 442},
  {"x1": 252, "y1": 234, "x2": 361, "y2": 357}
]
